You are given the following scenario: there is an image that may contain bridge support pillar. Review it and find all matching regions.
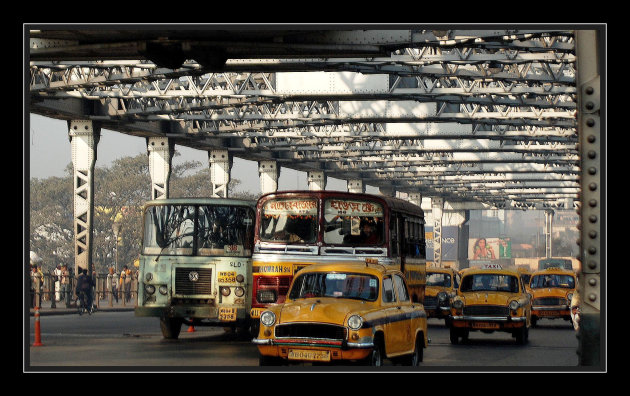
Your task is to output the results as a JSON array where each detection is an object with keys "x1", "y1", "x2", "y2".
[
  {"x1": 379, "y1": 186, "x2": 395, "y2": 197},
  {"x1": 431, "y1": 197, "x2": 444, "y2": 268},
  {"x1": 544, "y1": 209, "x2": 554, "y2": 258},
  {"x1": 147, "y1": 137, "x2": 173, "y2": 200},
  {"x1": 347, "y1": 179, "x2": 365, "y2": 193},
  {"x1": 408, "y1": 192, "x2": 422, "y2": 207},
  {"x1": 259, "y1": 160, "x2": 279, "y2": 195},
  {"x1": 307, "y1": 171, "x2": 326, "y2": 191},
  {"x1": 68, "y1": 120, "x2": 100, "y2": 276},
  {"x1": 209, "y1": 149, "x2": 232, "y2": 198},
  {"x1": 576, "y1": 29, "x2": 602, "y2": 367}
]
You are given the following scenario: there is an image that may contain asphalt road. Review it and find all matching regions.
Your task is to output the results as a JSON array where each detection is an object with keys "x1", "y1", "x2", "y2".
[{"x1": 26, "y1": 313, "x2": 580, "y2": 371}]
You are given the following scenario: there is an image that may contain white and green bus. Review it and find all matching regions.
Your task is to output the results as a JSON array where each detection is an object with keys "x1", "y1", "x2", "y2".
[{"x1": 135, "y1": 198, "x2": 256, "y2": 339}]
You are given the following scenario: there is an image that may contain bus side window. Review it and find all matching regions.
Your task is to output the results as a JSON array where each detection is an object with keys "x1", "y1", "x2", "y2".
[{"x1": 390, "y1": 215, "x2": 399, "y2": 257}]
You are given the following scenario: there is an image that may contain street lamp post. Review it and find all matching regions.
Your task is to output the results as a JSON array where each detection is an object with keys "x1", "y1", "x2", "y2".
[{"x1": 112, "y1": 220, "x2": 122, "y2": 273}]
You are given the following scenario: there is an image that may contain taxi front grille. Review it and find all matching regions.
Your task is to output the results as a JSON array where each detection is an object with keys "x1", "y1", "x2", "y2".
[
  {"x1": 424, "y1": 296, "x2": 438, "y2": 309},
  {"x1": 175, "y1": 268, "x2": 212, "y2": 295},
  {"x1": 463, "y1": 305, "x2": 509, "y2": 316},
  {"x1": 275, "y1": 324, "x2": 347, "y2": 340},
  {"x1": 533, "y1": 297, "x2": 567, "y2": 306}
]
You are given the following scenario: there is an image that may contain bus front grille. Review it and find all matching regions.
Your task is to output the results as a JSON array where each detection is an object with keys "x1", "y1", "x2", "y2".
[{"x1": 175, "y1": 268, "x2": 212, "y2": 296}]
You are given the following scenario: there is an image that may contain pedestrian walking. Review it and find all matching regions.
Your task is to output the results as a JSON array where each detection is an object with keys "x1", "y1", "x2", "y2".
[
  {"x1": 60, "y1": 264, "x2": 71, "y2": 307},
  {"x1": 53, "y1": 265, "x2": 62, "y2": 302},
  {"x1": 121, "y1": 265, "x2": 132, "y2": 303},
  {"x1": 107, "y1": 267, "x2": 119, "y2": 303}
]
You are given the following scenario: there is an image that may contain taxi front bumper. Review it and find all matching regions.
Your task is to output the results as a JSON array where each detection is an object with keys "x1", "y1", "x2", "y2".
[{"x1": 252, "y1": 337, "x2": 374, "y2": 349}]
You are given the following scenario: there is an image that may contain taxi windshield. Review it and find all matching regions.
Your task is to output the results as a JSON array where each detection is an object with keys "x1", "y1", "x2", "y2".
[
  {"x1": 288, "y1": 272, "x2": 379, "y2": 302},
  {"x1": 460, "y1": 273, "x2": 519, "y2": 293},
  {"x1": 530, "y1": 274, "x2": 575, "y2": 289},
  {"x1": 426, "y1": 272, "x2": 452, "y2": 287}
]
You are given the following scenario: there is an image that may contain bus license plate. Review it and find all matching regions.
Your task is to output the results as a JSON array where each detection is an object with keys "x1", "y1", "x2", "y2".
[
  {"x1": 219, "y1": 308, "x2": 237, "y2": 321},
  {"x1": 218, "y1": 271, "x2": 237, "y2": 283},
  {"x1": 472, "y1": 322, "x2": 499, "y2": 329},
  {"x1": 288, "y1": 349, "x2": 330, "y2": 362}
]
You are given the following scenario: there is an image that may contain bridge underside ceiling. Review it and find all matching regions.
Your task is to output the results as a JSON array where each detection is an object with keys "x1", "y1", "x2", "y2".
[{"x1": 28, "y1": 26, "x2": 585, "y2": 209}]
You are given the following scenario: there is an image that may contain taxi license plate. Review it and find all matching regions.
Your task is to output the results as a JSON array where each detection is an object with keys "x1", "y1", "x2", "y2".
[
  {"x1": 472, "y1": 322, "x2": 500, "y2": 329},
  {"x1": 288, "y1": 349, "x2": 330, "y2": 362},
  {"x1": 219, "y1": 307, "x2": 237, "y2": 322},
  {"x1": 539, "y1": 310, "x2": 557, "y2": 316}
]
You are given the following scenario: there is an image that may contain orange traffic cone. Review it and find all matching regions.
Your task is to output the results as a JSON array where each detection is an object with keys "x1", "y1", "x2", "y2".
[
  {"x1": 32, "y1": 307, "x2": 43, "y2": 347},
  {"x1": 187, "y1": 322, "x2": 195, "y2": 332}
]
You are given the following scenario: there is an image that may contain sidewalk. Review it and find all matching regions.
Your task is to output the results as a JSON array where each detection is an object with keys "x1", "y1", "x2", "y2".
[{"x1": 29, "y1": 298, "x2": 136, "y2": 316}]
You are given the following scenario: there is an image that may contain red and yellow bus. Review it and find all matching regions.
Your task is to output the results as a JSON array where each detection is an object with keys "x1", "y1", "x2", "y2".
[{"x1": 250, "y1": 190, "x2": 427, "y2": 326}]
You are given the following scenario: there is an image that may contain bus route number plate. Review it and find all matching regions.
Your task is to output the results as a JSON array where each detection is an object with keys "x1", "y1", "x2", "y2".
[{"x1": 219, "y1": 307, "x2": 237, "y2": 321}]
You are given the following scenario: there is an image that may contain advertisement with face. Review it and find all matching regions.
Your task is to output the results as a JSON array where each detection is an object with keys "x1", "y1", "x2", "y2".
[{"x1": 468, "y1": 237, "x2": 511, "y2": 260}]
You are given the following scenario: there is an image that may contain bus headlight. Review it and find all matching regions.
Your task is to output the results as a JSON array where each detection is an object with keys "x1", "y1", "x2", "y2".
[
  {"x1": 234, "y1": 287, "x2": 245, "y2": 297},
  {"x1": 158, "y1": 285, "x2": 168, "y2": 295},
  {"x1": 260, "y1": 311, "x2": 276, "y2": 327},
  {"x1": 145, "y1": 284, "x2": 156, "y2": 295},
  {"x1": 236, "y1": 274, "x2": 245, "y2": 283},
  {"x1": 145, "y1": 272, "x2": 153, "y2": 282},
  {"x1": 348, "y1": 315, "x2": 363, "y2": 331},
  {"x1": 221, "y1": 286, "x2": 231, "y2": 297}
]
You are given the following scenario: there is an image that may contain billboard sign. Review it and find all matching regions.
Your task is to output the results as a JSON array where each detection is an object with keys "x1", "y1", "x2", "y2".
[{"x1": 468, "y1": 237, "x2": 512, "y2": 260}]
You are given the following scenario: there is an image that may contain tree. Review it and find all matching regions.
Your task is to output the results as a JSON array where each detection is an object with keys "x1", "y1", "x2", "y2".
[{"x1": 30, "y1": 152, "x2": 257, "y2": 274}]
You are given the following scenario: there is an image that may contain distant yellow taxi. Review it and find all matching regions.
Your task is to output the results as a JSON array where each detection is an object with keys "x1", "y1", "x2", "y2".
[
  {"x1": 424, "y1": 266, "x2": 460, "y2": 323},
  {"x1": 449, "y1": 264, "x2": 531, "y2": 345},
  {"x1": 253, "y1": 261, "x2": 428, "y2": 366},
  {"x1": 529, "y1": 268, "x2": 576, "y2": 327}
]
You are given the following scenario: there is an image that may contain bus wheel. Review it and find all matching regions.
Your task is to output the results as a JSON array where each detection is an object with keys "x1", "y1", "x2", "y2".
[{"x1": 160, "y1": 317, "x2": 182, "y2": 340}]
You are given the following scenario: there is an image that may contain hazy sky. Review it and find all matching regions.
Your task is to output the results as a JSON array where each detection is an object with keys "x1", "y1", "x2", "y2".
[{"x1": 28, "y1": 114, "x2": 367, "y2": 195}]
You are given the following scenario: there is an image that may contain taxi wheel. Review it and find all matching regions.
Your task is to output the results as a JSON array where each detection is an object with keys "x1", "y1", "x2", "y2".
[
  {"x1": 362, "y1": 339, "x2": 384, "y2": 366},
  {"x1": 403, "y1": 336, "x2": 424, "y2": 366},
  {"x1": 259, "y1": 355, "x2": 284, "y2": 366},
  {"x1": 515, "y1": 326, "x2": 529, "y2": 345},
  {"x1": 449, "y1": 327, "x2": 460, "y2": 344}
]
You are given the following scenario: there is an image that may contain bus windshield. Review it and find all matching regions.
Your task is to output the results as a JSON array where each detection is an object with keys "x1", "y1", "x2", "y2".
[
  {"x1": 288, "y1": 272, "x2": 379, "y2": 301},
  {"x1": 143, "y1": 204, "x2": 254, "y2": 256},
  {"x1": 259, "y1": 198, "x2": 318, "y2": 243},
  {"x1": 530, "y1": 274, "x2": 575, "y2": 289},
  {"x1": 460, "y1": 274, "x2": 520, "y2": 293},
  {"x1": 323, "y1": 198, "x2": 384, "y2": 245}
]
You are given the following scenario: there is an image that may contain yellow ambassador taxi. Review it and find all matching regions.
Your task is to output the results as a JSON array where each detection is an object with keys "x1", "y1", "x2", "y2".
[
  {"x1": 424, "y1": 266, "x2": 460, "y2": 324},
  {"x1": 529, "y1": 268, "x2": 576, "y2": 327},
  {"x1": 449, "y1": 264, "x2": 531, "y2": 345},
  {"x1": 252, "y1": 260, "x2": 428, "y2": 366}
]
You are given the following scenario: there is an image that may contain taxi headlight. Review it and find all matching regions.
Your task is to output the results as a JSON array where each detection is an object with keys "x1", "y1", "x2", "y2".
[
  {"x1": 567, "y1": 293, "x2": 573, "y2": 303},
  {"x1": 260, "y1": 311, "x2": 276, "y2": 327},
  {"x1": 348, "y1": 315, "x2": 364, "y2": 331},
  {"x1": 437, "y1": 291, "x2": 448, "y2": 303},
  {"x1": 452, "y1": 299, "x2": 464, "y2": 309},
  {"x1": 509, "y1": 300, "x2": 520, "y2": 311}
]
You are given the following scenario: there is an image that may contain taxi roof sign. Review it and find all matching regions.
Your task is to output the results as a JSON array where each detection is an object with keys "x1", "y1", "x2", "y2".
[
  {"x1": 481, "y1": 263, "x2": 502, "y2": 270},
  {"x1": 365, "y1": 258, "x2": 379, "y2": 266}
]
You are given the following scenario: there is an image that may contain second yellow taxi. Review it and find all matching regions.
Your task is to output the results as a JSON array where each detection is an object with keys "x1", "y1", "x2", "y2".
[
  {"x1": 448, "y1": 264, "x2": 532, "y2": 345},
  {"x1": 253, "y1": 260, "x2": 428, "y2": 366},
  {"x1": 424, "y1": 266, "x2": 460, "y2": 324},
  {"x1": 529, "y1": 267, "x2": 576, "y2": 327}
]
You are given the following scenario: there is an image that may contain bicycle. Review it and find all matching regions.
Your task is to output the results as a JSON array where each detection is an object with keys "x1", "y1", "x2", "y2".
[{"x1": 76, "y1": 291, "x2": 93, "y2": 315}]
